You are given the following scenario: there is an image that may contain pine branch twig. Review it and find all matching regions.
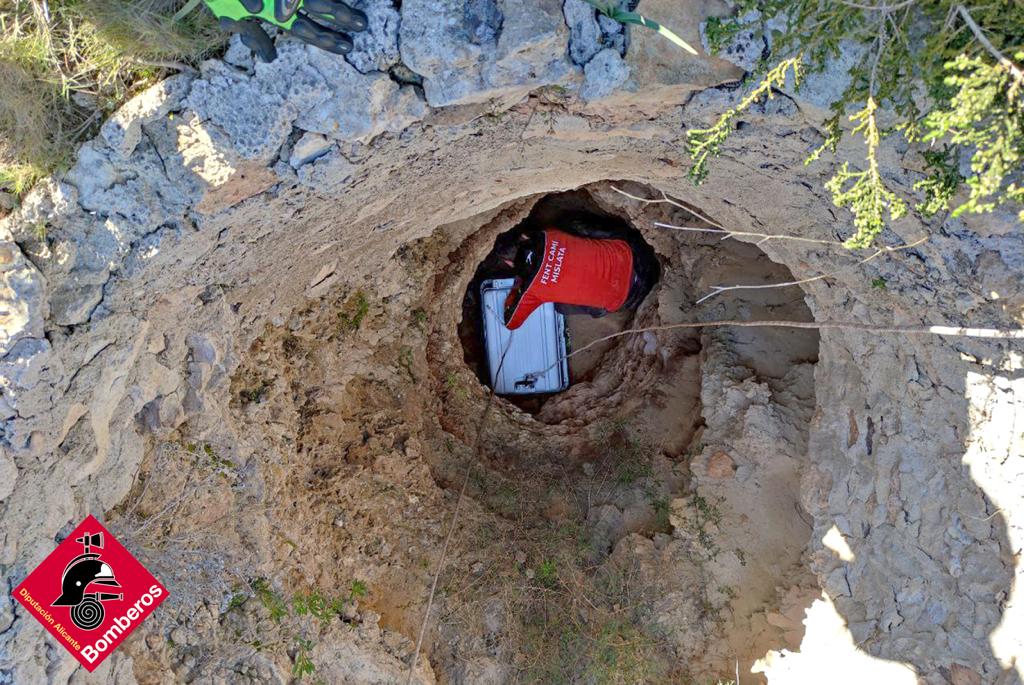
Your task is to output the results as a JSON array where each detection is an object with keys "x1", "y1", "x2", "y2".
[{"x1": 956, "y1": 5, "x2": 1024, "y2": 83}]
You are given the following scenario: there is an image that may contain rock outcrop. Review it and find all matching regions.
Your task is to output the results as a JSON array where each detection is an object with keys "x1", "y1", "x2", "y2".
[{"x1": 1, "y1": 1, "x2": 1021, "y2": 684}]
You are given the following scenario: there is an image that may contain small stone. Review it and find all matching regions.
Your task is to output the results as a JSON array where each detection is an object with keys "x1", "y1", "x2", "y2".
[
  {"x1": 471, "y1": 561, "x2": 485, "y2": 574},
  {"x1": 950, "y1": 664, "x2": 982, "y2": 685},
  {"x1": 222, "y1": 34, "x2": 255, "y2": 69},
  {"x1": 290, "y1": 132, "x2": 334, "y2": 168},
  {"x1": 642, "y1": 330, "x2": 658, "y2": 355},
  {"x1": 706, "y1": 450, "x2": 736, "y2": 479},
  {"x1": 525, "y1": 568, "x2": 535, "y2": 580}
]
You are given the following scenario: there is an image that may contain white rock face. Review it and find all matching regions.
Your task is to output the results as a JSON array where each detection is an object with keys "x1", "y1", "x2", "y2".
[
  {"x1": 399, "y1": 0, "x2": 575, "y2": 105},
  {"x1": 0, "y1": 6, "x2": 1022, "y2": 685}
]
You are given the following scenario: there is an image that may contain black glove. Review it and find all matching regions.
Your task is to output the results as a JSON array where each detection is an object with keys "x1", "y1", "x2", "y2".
[{"x1": 204, "y1": 0, "x2": 368, "y2": 62}]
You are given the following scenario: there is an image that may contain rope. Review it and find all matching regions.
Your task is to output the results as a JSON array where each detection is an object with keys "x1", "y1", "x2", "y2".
[
  {"x1": 405, "y1": 334, "x2": 513, "y2": 684},
  {"x1": 528, "y1": 318, "x2": 1024, "y2": 379}
]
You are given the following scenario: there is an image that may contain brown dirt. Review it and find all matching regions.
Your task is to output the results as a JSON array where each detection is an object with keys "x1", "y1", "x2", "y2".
[{"x1": 112, "y1": 181, "x2": 819, "y2": 684}]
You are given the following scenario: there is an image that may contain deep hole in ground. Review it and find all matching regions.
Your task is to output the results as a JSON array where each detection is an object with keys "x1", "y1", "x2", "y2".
[
  {"x1": 417, "y1": 182, "x2": 821, "y2": 679},
  {"x1": 135, "y1": 181, "x2": 821, "y2": 683},
  {"x1": 458, "y1": 189, "x2": 661, "y2": 414}
]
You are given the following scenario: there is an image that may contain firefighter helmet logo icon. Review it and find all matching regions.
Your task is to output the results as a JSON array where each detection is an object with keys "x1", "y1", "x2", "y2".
[{"x1": 51, "y1": 531, "x2": 123, "y2": 630}]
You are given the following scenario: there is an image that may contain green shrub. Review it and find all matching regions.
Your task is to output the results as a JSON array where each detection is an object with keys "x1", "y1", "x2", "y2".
[{"x1": 684, "y1": 1, "x2": 1024, "y2": 244}]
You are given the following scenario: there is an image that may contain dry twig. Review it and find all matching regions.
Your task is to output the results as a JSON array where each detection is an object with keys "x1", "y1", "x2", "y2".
[
  {"x1": 611, "y1": 185, "x2": 724, "y2": 228},
  {"x1": 615, "y1": 185, "x2": 930, "y2": 304},
  {"x1": 695, "y1": 236, "x2": 928, "y2": 304}
]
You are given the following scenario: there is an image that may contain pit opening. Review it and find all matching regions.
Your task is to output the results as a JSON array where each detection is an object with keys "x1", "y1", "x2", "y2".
[
  {"x1": 458, "y1": 188, "x2": 662, "y2": 414},
  {"x1": 422, "y1": 181, "x2": 821, "y2": 680}
]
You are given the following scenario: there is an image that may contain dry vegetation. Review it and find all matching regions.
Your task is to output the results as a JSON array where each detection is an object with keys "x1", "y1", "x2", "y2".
[{"x1": 0, "y1": 0, "x2": 223, "y2": 202}]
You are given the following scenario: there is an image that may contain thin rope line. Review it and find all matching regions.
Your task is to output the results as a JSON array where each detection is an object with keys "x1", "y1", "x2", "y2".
[
  {"x1": 527, "y1": 318, "x2": 1024, "y2": 379},
  {"x1": 695, "y1": 235, "x2": 927, "y2": 304},
  {"x1": 405, "y1": 325, "x2": 513, "y2": 685}
]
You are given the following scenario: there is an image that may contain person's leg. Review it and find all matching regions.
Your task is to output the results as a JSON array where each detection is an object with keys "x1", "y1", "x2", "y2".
[
  {"x1": 623, "y1": 239, "x2": 660, "y2": 309},
  {"x1": 555, "y1": 303, "x2": 609, "y2": 317}
]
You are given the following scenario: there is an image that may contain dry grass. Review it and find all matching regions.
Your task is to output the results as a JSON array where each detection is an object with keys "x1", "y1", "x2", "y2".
[
  {"x1": 437, "y1": 431, "x2": 683, "y2": 684},
  {"x1": 441, "y1": 516, "x2": 676, "y2": 684},
  {"x1": 0, "y1": 0, "x2": 224, "y2": 199}
]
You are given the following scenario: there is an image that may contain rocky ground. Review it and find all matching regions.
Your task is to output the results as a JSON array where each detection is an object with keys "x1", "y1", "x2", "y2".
[{"x1": 1, "y1": 0, "x2": 1023, "y2": 683}]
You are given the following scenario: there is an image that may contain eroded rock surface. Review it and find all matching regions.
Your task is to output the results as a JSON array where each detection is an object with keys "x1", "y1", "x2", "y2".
[{"x1": 1, "y1": 3, "x2": 1022, "y2": 684}]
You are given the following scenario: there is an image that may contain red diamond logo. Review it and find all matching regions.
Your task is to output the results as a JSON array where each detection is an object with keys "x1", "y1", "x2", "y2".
[{"x1": 11, "y1": 515, "x2": 168, "y2": 672}]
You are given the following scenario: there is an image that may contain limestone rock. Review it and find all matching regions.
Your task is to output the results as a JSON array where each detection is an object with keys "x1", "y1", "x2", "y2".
[
  {"x1": 785, "y1": 39, "x2": 868, "y2": 111},
  {"x1": 620, "y1": 0, "x2": 742, "y2": 103},
  {"x1": 706, "y1": 450, "x2": 736, "y2": 478},
  {"x1": 187, "y1": 39, "x2": 426, "y2": 165},
  {"x1": 698, "y1": 9, "x2": 782, "y2": 74},
  {"x1": 290, "y1": 132, "x2": 334, "y2": 168},
  {"x1": 223, "y1": 33, "x2": 256, "y2": 70},
  {"x1": 400, "y1": 0, "x2": 574, "y2": 106},
  {"x1": 100, "y1": 74, "x2": 194, "y2": 159},
  {"x1": 581, "y1": 48, "x2": 631, "y2": 101},
  {"x1": 0, "y1": 241, "x2": 45, "y2": 355},
  {"x1": 0, "y1": 450, "x2": 16, "y2": 501},
  {"x1": 598, "y1": 14, "x2": 626, "y2": 53},
  {"x1": 309, "y1": 628, "x2": 436, "y2": 684},
  {"x1": 296, "y1": 149, "x2": 357, "y2": 193},
  {"x1": 49, "y1": 272, "x2": 106, "y2": 326},
  {"x1": 345, "y1": 0, "x2": 401, "y2": 74},
  {"x1": 564, "y1": 0, "x2": 603, "y2": 65},
  {"x1": 565, "y1": 0, "x2": 629, "y2": 68},
  {"x1": 0, "y1": 337, "x2": 52, "y2": 393},
  {"x1": 188, "y1": 43, "x2": 328, "y2": 162},
  {"x1": 298, "y1": 50, "x2": 427, "y2": 141}
]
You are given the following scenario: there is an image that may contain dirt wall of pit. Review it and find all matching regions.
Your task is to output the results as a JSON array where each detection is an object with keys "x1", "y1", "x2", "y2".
[{"x1": 1, "y1": 8, "x2": 1023, "y2": 683}]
